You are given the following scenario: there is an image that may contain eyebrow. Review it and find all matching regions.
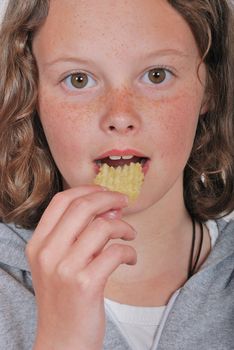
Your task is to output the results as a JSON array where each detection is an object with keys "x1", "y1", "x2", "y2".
[
  {"x1": 44, "y1": 56, "x2": 95, "y2": 68},
  {"x1": 44, "y1": 48, "x2": 191, "y2": 68},
  {"x1": 142, "y1": 48, "x2": 191, "y2": 59}
]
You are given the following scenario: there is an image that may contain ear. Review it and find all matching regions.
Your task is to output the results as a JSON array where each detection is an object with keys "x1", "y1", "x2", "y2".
[
  {"x1": 198, "y1": 62, "x2": 213, "y2": 116},
  {"x1": 200, "y1": 98, "x2": 209, "y2": 115},
  {"x1": 199, "y1": 90, "x2": 214, "y2": 116}
]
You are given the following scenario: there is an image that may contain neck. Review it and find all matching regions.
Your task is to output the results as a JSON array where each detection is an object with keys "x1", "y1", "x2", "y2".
[
  {"x1": 104, "y1": 181, "x2": 196, "y2": 305},
  {"x1": 112, "y1": 203, "x2": 192, "y2": 281},
  {"x1": 123, "y1": 176, "x2": 191, "y2": 264}
]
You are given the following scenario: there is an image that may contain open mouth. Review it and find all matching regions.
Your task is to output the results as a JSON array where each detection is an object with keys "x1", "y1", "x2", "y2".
[
  {"x1": 95, "y1": 155, "x2": 148, "y2": 168},
  {"x1": 94, "y1": 154, "x2": 150, "y2": 174}
]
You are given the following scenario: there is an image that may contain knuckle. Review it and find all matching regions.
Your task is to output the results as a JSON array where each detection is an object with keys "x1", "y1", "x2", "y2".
[
  {"x1": 75, "y1": 272, "x2": 102, "y2": 298},
  {"x1": 75, "y1": 271, "x2": 92, "y2": 291},
  {"x1": 70, "y1": 197, "x2": 91, "y2": 212},
  {"x1": 51, "y1": 191, "x2": 67, "y2": 205},
  {"x1": 108, "y1": 244, "x2": 136, "y2": 264},
  {"x1": 55, "y1": 262, "x2": 90, "y2": 288},
  {"x1": 95, "y1": 217, "x2": 112, "y2": 232},
  {"x1": 109, "y1": 243, "x2": 126, "y2": 260},
  {"x1": 56, "y1": 261, "x2": 72, "y2": 282},
  {"x1": 37, "y1": 248, "x2": 52, "y2": 270}
]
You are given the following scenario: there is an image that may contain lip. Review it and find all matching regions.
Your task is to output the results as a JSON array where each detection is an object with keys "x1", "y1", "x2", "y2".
[
  {"x1": 93, "y1": 148, "x2": 150, "y2": 175},
  {"x1": 95, "y1": 148, "x2": 148, "y2": 160}
]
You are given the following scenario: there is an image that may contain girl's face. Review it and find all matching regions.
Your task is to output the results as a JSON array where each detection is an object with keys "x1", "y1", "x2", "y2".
[{"x1": 33, "y1": 0, "x2": 206, "y2": 214}]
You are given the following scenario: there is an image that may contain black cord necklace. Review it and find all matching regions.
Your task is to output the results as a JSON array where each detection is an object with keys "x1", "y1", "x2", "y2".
[{"x1": 187, "y1": 217, "x2": 204, "y2": 279}]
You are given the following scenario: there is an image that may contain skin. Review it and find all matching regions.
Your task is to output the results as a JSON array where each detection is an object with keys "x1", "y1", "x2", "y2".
[{"x1": 28, "y1": 0, "x2": 211, "y2": 349}]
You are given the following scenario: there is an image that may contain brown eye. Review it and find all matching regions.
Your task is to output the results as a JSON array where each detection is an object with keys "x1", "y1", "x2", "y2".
[
  {"x1": 148, "y1": 68, "x2": 166, "y2": 84},
  {"x1": 70, "y1": 72, "x2": 88, "y2": 89}
]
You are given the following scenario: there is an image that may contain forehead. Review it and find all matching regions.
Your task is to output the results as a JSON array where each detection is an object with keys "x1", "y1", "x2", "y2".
[{"x1": 33, "y1": 0, "x2": 199, "y2": 62}]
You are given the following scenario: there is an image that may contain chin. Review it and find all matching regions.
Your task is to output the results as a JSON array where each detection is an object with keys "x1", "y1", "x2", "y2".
[{"x1": 122, "y1": 194, "x2": 155, "y2": 216}]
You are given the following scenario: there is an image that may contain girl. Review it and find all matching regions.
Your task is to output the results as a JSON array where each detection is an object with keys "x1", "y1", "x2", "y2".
[{"x1": 0, "y1": 0, "x2": 234, "y2": 349}]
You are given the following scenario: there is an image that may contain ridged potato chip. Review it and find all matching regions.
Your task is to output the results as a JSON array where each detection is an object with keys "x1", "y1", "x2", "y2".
[{"x1": 94, "y1": 162, "x2": 144, "y2": 201}]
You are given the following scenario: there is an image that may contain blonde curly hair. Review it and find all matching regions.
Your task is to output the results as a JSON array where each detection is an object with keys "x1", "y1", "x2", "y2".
[{"x1": 0, "y1": 0, "x2": 234, "y2": 228}]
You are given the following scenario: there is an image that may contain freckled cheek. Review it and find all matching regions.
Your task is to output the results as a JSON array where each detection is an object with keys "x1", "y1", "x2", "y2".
[
  {"x1": 38, "y1": 93, "x2": 101, "y2": 156},
  {"x1": 136, "y1": 93, "x2": 200, "y2": 158}
]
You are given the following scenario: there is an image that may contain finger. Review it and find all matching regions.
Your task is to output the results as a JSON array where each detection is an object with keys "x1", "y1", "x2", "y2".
[
  {"x1": 56, "y1": 218, "x2": 137, "y2": 272},
  {"x1": 75, "y1": 244, "x2": 137, "y2": 295},
  {"x1": 97, "y1": 209, "x2": 122, "y2": 220},
  {"x1": 29, "y1": 191, "x2": 129, "y2": 264},
  {"x1": 32, "y1": 185, "x2": 107, "y2": 241}
]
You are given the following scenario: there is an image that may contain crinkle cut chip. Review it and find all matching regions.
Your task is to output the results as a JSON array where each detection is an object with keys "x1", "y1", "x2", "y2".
[{"x1": 94, "y1": 162, "x2": 144, "y2": 201}]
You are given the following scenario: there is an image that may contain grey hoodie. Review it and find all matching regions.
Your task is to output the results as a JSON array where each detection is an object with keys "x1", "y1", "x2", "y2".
[{"x1": 0, "y1": 219, "x2": 233, "y2": 350}]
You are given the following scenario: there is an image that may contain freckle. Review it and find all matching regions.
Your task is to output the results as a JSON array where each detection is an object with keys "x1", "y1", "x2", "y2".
[{"x1": 105, "y1": 87, "x2": 136, "y2": 113}]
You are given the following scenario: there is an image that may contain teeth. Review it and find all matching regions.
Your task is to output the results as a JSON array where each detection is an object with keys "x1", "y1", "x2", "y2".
[
  {"x1": 109, "y1": 155, "x2": 134, "y2": 160},
  {"x1": 122, "y1": 155, "x2": 134, "y2": 160},
  {"x1": 109, "y1": 155, "x2": 122, "y2": 160}
]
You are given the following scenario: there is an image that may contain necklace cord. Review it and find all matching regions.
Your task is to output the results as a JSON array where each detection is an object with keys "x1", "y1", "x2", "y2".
[
  {"x1": 187, "y1": 217, "x2": 196, "y2": 279},
  {"x1": 191, "y1": 222, "x2": 204, "y2": 276},
  {"x1": 187, "y1": 218, "x2": 204, "y2": 279}
]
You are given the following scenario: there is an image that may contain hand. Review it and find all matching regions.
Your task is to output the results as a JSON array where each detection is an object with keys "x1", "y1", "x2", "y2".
[{"x1": 26, "y1": 186, "x2": 137, "y2": 350}]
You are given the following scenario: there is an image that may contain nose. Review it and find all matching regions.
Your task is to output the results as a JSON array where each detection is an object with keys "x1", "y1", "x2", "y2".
[
  {"x1": 100, "y1": 89, "x2": 141, "y2": 135},
  {"x1": 106, "y1": 115, "x2": 137, "y2": 134}
]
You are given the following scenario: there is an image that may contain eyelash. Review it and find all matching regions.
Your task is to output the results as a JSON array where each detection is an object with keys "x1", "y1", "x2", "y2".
[{"x1": 61, "y1": 66, "x2": 175, "y2": 91}]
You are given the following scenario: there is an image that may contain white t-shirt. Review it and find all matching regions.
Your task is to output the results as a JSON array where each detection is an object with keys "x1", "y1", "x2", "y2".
[{"x1": 104, "y1": 220, "x2": 219, "y2": 350}]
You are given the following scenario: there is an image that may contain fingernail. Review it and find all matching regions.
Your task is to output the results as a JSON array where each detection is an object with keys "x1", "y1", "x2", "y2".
[
  {"x1": 108, "y1": 210, "x2": 121, "y2": 219},
  {"x1": 99, "y1": 209, "x2": 122, "y2": 220}
]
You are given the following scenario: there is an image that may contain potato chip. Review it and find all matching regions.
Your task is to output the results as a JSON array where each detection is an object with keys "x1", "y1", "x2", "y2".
[{"x1": 94, "y1": 162, "x2": 144, "y2": 201}]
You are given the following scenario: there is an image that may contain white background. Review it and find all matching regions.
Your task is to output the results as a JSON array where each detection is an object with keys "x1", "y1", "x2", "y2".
[{"x1": 0, "y1": 0, "x2": 8, "y2": 22}]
